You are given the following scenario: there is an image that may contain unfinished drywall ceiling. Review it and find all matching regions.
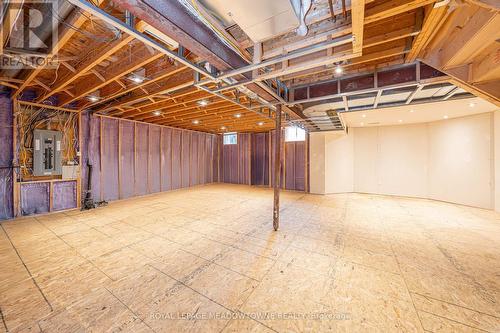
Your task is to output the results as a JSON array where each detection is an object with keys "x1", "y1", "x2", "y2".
[{"x1": 341, "y1": 97, "x2": 497, "y2": 128}]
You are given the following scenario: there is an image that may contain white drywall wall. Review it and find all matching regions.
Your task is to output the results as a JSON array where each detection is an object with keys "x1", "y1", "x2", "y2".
[
  {"x1": 309, "y1": 112, "x2": 496, "y2": 209},
  {"x1": 309, "y1": 132, "x2": 326, "y2": 194},
  {"x1": 324, "y1": 131, "x2": 353, "y2": 193},
  {"x1": 427, "y1": 112, "x2": 492, "y2": 209}
]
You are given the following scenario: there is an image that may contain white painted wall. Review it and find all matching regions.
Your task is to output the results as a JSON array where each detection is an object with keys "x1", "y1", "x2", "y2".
[
  {"x1": 310, "y1": 112, "x2": 497, "y2": 209},
  {"x1": 494, "y1": 111, "x2": 500, "y2": 211},
  {"x1": 309, "y1": 132, "x2": 326, "y2": 194},
  {"x1": 353, "y1": 124, "x2": 428, "y2": 198},
  {"x1": 325, "y1": 131, "x2": 353, "y2": 193},
  {"x1": 427, "y1": 113, "x2": 492, "y2": 208}
]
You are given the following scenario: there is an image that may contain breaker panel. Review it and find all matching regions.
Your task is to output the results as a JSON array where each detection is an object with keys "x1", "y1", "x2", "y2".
[{"x1": 33, "y1": 129, "x2": 62, "y2": 176}]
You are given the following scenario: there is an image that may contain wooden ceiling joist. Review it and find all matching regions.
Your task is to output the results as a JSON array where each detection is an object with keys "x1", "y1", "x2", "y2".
[
  {"x1": 37, "y1": 34, "x2": 136, "y2": 102},
  {"x1": 11, "y1": 7, "x2": 91, "y2": 99}
]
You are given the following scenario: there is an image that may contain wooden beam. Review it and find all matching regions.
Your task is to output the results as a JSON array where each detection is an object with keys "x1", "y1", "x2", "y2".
[
  {"x1": 273, "y1": 105, "x2": 282, "y2": 231},
  {"x1": 406, "y1": 4, "x2": 449, "y2": 63},
  {"x1": 82, "y1": 65, "x2": 187, "y2": 110},
  {"x1": 464, "y1": 0, "x2": 500, "y2": 10},
  {"x1": 11, "y1": 5, "x2": 96, "y2": 99},
  {"x1": 0, "y1": 81, "x2": 19, "y2": 90},
  {"x1": 438, "y1": 10, "x2": 499, "y2": 68},
  {"x1": 38, "y1": 34, "x2": 136, "y2": 102},
  {"x1": 59, "y1": 35, "x2": 160, "y2": 106},
  {"x1": 17, "y1": 100, "x2": 79, "y2": 112},
  {"x1": 351, "y1": 0, "x2": 366, "y2": 54},
  {"x1": 365, "y1": 0, "x2": 436, "y2": 24},
  {"x1": 471, "y1": 44, "x2": 500, "y2": 83}
]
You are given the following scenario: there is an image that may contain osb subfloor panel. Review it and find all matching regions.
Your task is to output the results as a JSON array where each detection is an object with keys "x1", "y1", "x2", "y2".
[{"x1": 1, "y1": 184, "x2": 500, "y2": 333}]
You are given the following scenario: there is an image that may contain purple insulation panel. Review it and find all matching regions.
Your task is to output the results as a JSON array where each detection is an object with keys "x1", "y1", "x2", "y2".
[
  {"x1": 285, "y1": 142, "x2": 296, "y2": 190},
  {"x1": 52, "y1": 181, "x2": 77, "y2": 211},
  {"x1": 190, "y1": 132, "x2": 199, "y2": 186},
  {"x1": 101, "y1": 118, "x2": 119, "y2": 201},
  {"x1": 230, "y1": 144, "x2": 239, "y2": 184},
  {"x1": 149, "y1": 125, "x2": 161, "y2": 193},
  {"x1": 181, "y1": 131, "x2": 190, "y2": 188},
  {"x1": 199, "y1": 134, "x2": 207, "y2": 184},
  {"x1": 80, "y1": 112, "x2": 89, "y2": 204},
  {"x1": 214, "y1": 136, "x2": 221, "y2": 183},
  {"x1": 120, "y1": 121, "x2": 135, "y2": 199},
  {"x1": 251, "y1": 132, "x2": 269, "y2": 186},
  {"x1": 89, "y1": 116, "x2": 101, "y2": 201},
  {"x1": 222, "y1": 144, "x2": 231, "y2": 183},
  {"x1": 223, "y1": 143, "x2": 234, "y2": 184},
  {"x1": 238, "y1": 134, "x2": 250, "y2": 185},
  {"x1": 135, "y1": 123, "x2": 149, "y2": 196},
  {"x1": 161, "y1": 128, "x2": 172, "y2": 191},
  {"x1": 171, "y1": 129, "x2": 182, "y2": 190},
  {"x1": 0, "y1": 94, "x2": 13, "y2": 220},
  {"x1": 294, "y1": 141, "x2": 306, "y2": 191},
  {"x1": 205, "y1": 135, "x2": 213, "y2": 184},
  {"x1": 20, "y1": 182, "x2": 50, "y2": 215}
]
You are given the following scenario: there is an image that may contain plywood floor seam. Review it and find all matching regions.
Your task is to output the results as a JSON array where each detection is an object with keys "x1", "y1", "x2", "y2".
[{"x1": 0, "y1": 184, "x2": 499, "y2": 332}]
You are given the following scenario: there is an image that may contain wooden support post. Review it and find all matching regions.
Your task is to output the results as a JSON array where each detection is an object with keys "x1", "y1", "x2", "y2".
[{"x1": 273, "y1": 105, "x2": 282, "y2": 231}]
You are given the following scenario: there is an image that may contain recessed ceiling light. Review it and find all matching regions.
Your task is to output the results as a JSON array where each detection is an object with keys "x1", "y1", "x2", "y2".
[
  {"x1": 128, "y1": 68, "x2": 146, "y2": 84},
  {"x1": 234, "y1": 113, "x2": 241, "y2": 118},
  {"x1": 192, "y1": 119, "x2": 200, "y2": 124},
  {"x1": 131, "y1": 76, "x2": 144, "y2": 83},
  {"x1": 335, "y1": 65, "x2": 343, "y2": 74},
  {"x1": 153, "y1": 111, "x2": 161, "y2": 116},
  {"x1": 220, "y1": 126, "x2": 226, "y2": 130},
  {"x1": 257, "y1": 121, "x2": 264, "y2": 126},
  {"x1": 443, "y1": 115, "x2": 449, "y2": 119},
  {"x1": 197, "y1": 99, "x2": 209, "y2": 106},
  {"x1": 88, "y1": 96, "x2": 99, "y2": 102},
  {"x1": 469, "y1": 102, "x2": 476, "y2": 108}
]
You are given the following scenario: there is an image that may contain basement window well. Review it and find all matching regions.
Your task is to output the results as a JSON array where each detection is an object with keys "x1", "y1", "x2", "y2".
[
  {"x1": 285, "y1": 126, "x2": 306, "y2": 142},
  {"x1": 223, "y1": 133, "x2": 237, "y2": 145}
]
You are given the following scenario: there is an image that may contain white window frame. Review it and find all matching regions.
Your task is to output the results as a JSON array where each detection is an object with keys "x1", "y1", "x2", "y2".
[
  {"x1": 223, "y1": 133, "x2": 238, "y2": 145},
  {"x1": 285, "y1": 126, "x2": 306, "y2": 142}
]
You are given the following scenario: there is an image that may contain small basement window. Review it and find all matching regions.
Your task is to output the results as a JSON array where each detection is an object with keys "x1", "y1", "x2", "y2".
[
  {"x1": 223, "y1": 133, "x2": 237, "y2": 145},
  {"x1": 285, "y1": 126, "x2": 306, "y2": 142}
]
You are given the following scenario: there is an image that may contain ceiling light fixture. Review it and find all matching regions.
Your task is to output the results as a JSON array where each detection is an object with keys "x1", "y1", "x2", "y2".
[
  {"x1": 131, "y1": 76, "x2": 144, "y2": 84},
  {"x1": 469, "y1": 102, "x2": 476, "y2": 108},
  {"x1": 335, "y1": 65, "x2": 343, "y2": 75},
  {"x1": 398, "y1": 119, "x2": 403, "y2": 123},
  {"x1": 87, "y1": 95, "x2": 99, "y2": 102},
  {"x1": 234, "y1": 113, "x2": 241, "y2": 118},
  {"x1": 153, "y1": 111, "x2": 161, "y2": 116},
  {"x1": 257, "y1": 121, "x2": 264, "y2": 126},
  {"x1": 362, "y1": 114, "x2": 366, "y2": 118},
  {"x1": 127, "y1": 68, "x2": 146, "y2": 84},
  {"x1": 197, "y1": 99, "x2": 209, "y2": 106},
  {"x1": 443, "y1": 115, "x2": 449, "y2": 119},
  {"x1": 192, "y1": 119, "x2": 200, "y2": 124},
  {"x1": 220, "y1": 126, "x2": 226, "y2": 130}
]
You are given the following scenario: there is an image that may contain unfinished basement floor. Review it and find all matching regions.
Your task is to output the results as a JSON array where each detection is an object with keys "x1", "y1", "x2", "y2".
[{"x1": 1, "y1": 184, "x2": 499, "y2": 332}]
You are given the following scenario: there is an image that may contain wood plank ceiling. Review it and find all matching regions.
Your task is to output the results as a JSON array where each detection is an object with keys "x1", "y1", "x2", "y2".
[{"x1": 2, "y1": 0, "x2": 499, "y2": 133}]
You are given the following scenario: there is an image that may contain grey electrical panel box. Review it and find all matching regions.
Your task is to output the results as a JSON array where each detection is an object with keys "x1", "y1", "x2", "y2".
[{"x1": 33, "y1": 129, "x2": 63, "y2": 176}]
